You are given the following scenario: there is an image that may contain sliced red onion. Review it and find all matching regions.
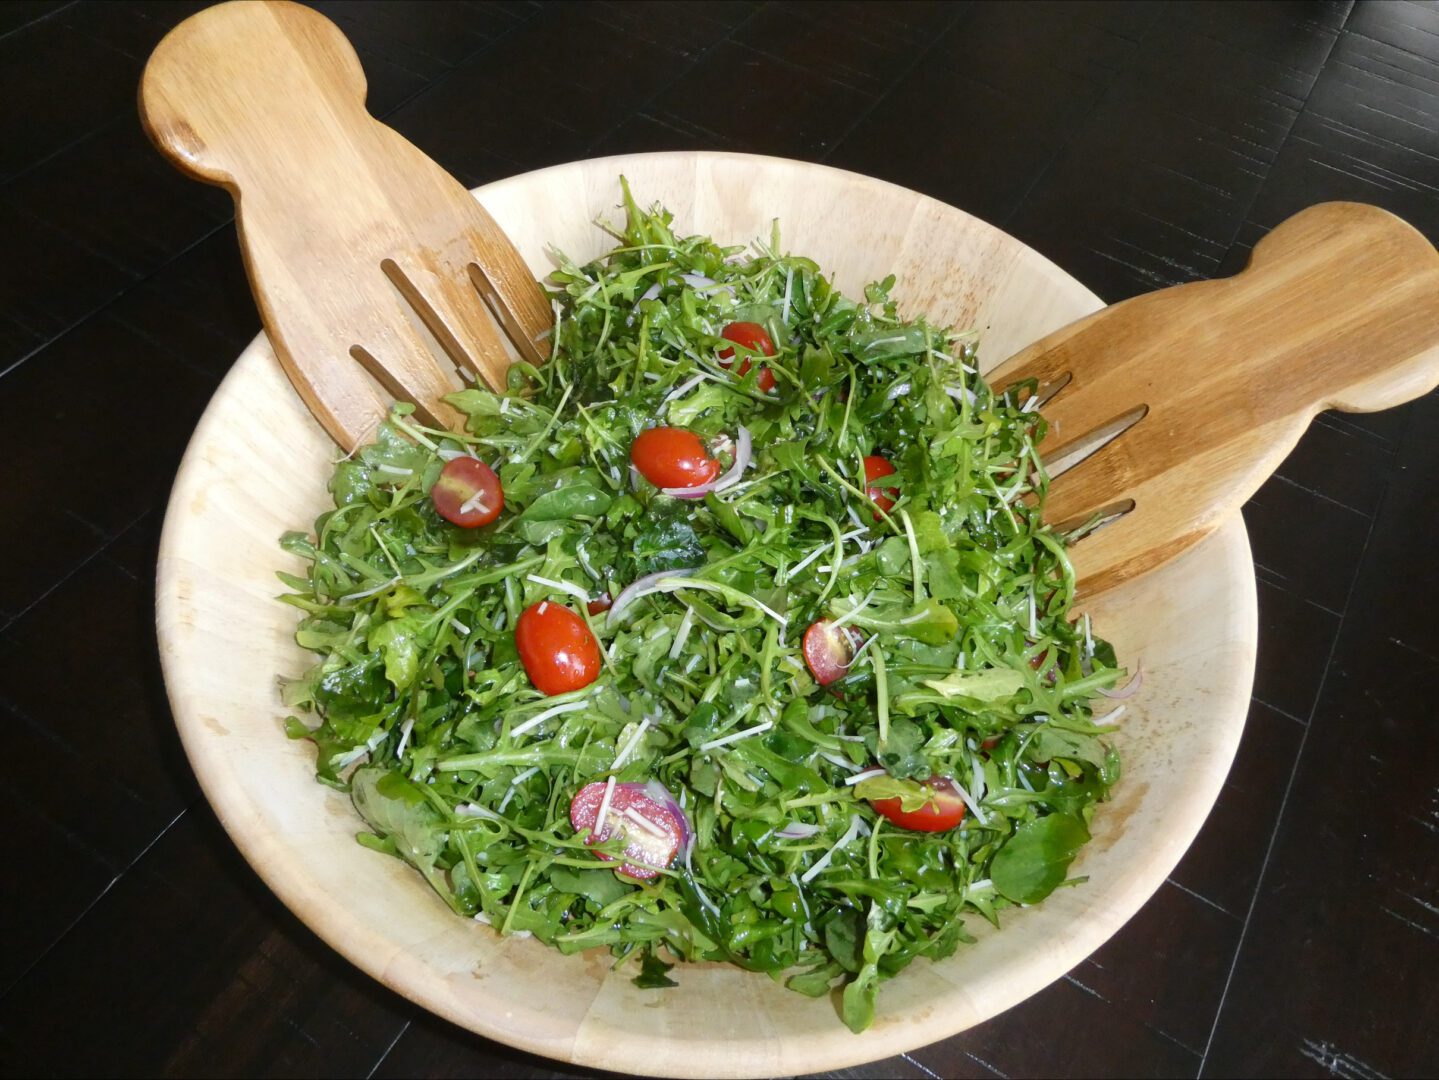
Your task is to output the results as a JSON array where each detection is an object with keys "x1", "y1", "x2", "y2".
[
  {"x1": 1098, "y1": 659, "x2": 1145, "y2": 699},
  {"x1": 661, "y1": 425, "x2": 751, "y2": 499},
  {"x1": 607, "y1": 567, "x2": 698, "y2": 623},
  {"x1": 775, "y1": 821, "x2": 822, "y2": 840},
  {"x1": 643, "y1": 779, "x2": 693, "y2": 848}
]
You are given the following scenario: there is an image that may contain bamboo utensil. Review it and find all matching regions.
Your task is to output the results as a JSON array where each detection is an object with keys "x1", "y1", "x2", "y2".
[
  {"x1": 140, "y1": 0, "x2": 550, "y2": 450},
  {"x1": 989, "y1": 202, "x2": 1439, "y2": 595}
]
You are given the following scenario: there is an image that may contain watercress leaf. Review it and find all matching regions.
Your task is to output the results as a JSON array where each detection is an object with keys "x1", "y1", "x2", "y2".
[{"x1": 990, "y1": 814, "x2": 1091, "y2": 905}]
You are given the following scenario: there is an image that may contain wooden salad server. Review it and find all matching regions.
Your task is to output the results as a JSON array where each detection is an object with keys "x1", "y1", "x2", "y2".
[
  {"x1": 989, "y1": 202, "x2": 1439, "y2": 596},
  {"x1": 139, "y1": 0, "x2": 551, "y2": 450}
]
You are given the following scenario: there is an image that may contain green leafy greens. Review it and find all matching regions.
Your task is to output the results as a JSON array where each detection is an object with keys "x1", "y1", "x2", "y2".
[{"x1": 277, "y1": 180, "x2": 1126, "y2": 1033}]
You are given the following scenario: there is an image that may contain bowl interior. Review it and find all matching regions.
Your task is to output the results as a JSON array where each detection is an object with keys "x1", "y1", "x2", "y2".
[{"x1": 156, "y1": 152, "x2": 1256, "y2": 1078}]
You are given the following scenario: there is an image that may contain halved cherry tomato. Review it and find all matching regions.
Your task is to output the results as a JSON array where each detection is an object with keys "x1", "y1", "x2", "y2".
[
  {"x1": 802, "y1": 618, "x2": 864, "y2": 686},
  {"x1": 1028, "y1": 646, "x2": 1059, "y2": 685},
  {"x1": 863, "y1": 454, "x2": 898, "y2": 513},
  {"x1": 430, "y1": 456, "x2": 503, "y2": 527},
  {"x1": 586, "y1": 594, "x2": 613, "y2": 616},
  {"x1": 718, "y1": 321, "x2": 776, "y2": 392},
  {"x1": 869, "y1": 776, "x2": 966, "y2": 832},
  {"x1": 631, "y1": 426, "x2": 722, "y2": 490},
  {"x1": 569, "y1": 780, "x2": 683, "y2": 879},
  {"x1": 515, "y1": 601, "x2": 602, "y2": 695}
]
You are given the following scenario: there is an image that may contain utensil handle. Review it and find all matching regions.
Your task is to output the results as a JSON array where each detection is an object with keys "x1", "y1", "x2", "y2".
[
  {"x1": 139, "y1": 0, "x2": 372, "y2": 190},
  {"x1": 1237, "y1": 203, "x2": 1439, "y2": 415}
]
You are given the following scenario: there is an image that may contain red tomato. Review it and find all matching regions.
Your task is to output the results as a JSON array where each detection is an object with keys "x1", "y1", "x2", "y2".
[
  {"x1": 430, "y1": 456, "x2": 503, "y2": 527},
  {"x1": 869, "y1": 776, "x2": 966, "y2": 832},
  {"x1": 630, "y1": 427, "x2": 721, "y2": 490},
  {"x1": 803, "y1": 619, "x2": 863, "y2": 686},
  {"x1": 718, "y1": 321, "x2": 776, "y2": 392},
  {"x1": 515, "y1": 601, "x2": 602, "y2": 696},
  {"x1": 586, "y1": 594, "x2": 612, "y2": 616},
  {"x1": 981, "y1": 736, "x2": 1001, "y2": 751},
  {"x1": 569, "y1": 780, "x2": 683, "y2": 879},
  {"x1": 1028, "y1": 646, "x2": 1059, "y2": 685},
  {"x1": 863, "y1": 455, "x2": 898, "y2": 513}
]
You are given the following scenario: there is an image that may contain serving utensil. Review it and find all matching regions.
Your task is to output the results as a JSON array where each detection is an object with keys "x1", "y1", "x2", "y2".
[
  {"x1": 990, "y1": 202, "x2": 1439, "y2": 595},
  {"x1": 139, "y1": 0, "x2": 549, "y2": 449}
]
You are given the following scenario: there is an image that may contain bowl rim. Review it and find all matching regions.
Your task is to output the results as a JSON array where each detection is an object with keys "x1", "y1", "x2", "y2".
[{"x1": 156, "y1": 150, "x2": 1258, "y2": 1076}]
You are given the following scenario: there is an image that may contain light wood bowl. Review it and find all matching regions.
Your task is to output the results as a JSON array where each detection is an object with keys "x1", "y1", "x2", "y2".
[{"x1": 156, "y1": 152, "x2": 1256, "y2": 1077}]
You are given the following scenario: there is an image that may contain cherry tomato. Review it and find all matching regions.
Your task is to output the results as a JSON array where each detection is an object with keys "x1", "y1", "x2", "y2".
[
  {"x1": 1028, "y1": 646, "x2": 1059, "y2": 685},
  {"x1": 718, "y1": 321, "x2": 776, "y2": 392},
  {"x1": 869, "y1": 776, "x2": 966, "y2": 832},
  {"x1": 515, "y1": 601, "x2": 602, "y2": 695},
  {"x1": 569, "y1": 780, "x2": 683, "y2": 879},
  {"x1": 802, "y1": 619, "x2": 864, "y2": 686},
  {"x1": 863, "y1": 455, "x2": 898, "y2": 513},
  {"x1": 630, "y1": 426, "x2": 721, "y2": 490},
  {"x1": 430, "y1": 456, "x2": 503, "y2": 527},
  {"x1": 586, "y1": 594, "x2": 613, "y2": 616},
  {"x1": 981, "y1": 736, "x2": 1001, "y2": 751}
]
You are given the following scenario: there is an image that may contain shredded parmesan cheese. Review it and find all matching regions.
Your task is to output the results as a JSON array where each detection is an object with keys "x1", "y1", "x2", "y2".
[
  {"x1": 699, "y1": 719, "x2": 774, "y2": 753},
  {"x1": 526, "y1": 573, "x2": 590, "y2": 603},
  {"x1": 510, "y1": 698, "x2": 590, "y2": 738},
  {"x1": 593, "y1": 776, "x2": 617, "y2": 837},
  {"x1": 800, "y1": 814, "x2": 867, "y2": 884},
  {"x1": 611, "y1": 717, "x2": 652, "y2": 769}
]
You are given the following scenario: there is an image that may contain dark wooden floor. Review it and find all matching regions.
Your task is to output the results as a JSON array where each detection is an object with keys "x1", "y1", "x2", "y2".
[{"x1": 1, "y1": 2, "x2": 1437, "y2": 1077}]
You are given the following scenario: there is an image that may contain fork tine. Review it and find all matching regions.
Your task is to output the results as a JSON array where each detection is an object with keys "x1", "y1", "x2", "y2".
[
  {"x1": 383, "y1": 255, "x2": 514, "y2": 389},
  {"x1": 458, "y1": 213, "x2": 553, "y2": 365},
  {"x1": 985, "y1": 313, "x2": 1096, "y2": 392},
  {"x1": 350, "y1": 296, "x2": 465, "y2": 433}
]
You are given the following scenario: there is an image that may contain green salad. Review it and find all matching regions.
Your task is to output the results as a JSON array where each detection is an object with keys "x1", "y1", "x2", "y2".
[{"x1": 278, "y1": 181, "x2": 1127, "y2": 1033}]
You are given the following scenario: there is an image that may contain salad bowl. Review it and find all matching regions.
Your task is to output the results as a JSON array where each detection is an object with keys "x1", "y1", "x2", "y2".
[{"x1": 155, "y1": 151, "x2": 1256, "y2": 1077}]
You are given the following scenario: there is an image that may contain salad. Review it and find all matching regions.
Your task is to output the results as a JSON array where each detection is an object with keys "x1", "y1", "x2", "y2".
[{"x1": 278, "y1": 181, "x2": 1130, "y2": 1033}]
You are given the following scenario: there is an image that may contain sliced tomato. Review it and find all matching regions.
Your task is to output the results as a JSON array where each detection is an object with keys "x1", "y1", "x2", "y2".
[
  {"x1": 869, "y1": 776, "x2": 966, "y2": 832},
  {"x1": 863, "y1": 454, "x2": 899, "y2": 514},
  {"x1": 431, "y1": 456, "x2": 503, "y2": 527},
  {"x1": 569, "y1": 780, "x2": 684, "y2": 879},
  {"x1": 630, "y1": 426, "x2": 722, "y2": 490},
  {"x1": 802, "y1": 618, "x2": 863, "y2": 686},
  {"x1": 515, "y1": 601, "x2": 602, "y2": 696},
  {"x1": 1028, "y1": 646, "x2": 1059, "y2": 685},
  {"x1": 718, "y1": 321, "x2": 776, "y2": 392},
  {"x1": 586, "y1": 593, "x2": 613, "y2": 616}
]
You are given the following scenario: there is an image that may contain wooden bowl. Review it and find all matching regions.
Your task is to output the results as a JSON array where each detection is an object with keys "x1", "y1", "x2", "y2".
[{"x1": 156, "y1": 152, "x2": 1256, "y2": 1077}]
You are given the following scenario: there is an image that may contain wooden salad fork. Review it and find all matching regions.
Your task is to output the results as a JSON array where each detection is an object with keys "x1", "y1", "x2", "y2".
[
  {"x1": 988, "y1": 202, "x2": 1439, "y2": 596},
  {"x1": 139, "y1": 0, "x2": 550, "y2": 450}
]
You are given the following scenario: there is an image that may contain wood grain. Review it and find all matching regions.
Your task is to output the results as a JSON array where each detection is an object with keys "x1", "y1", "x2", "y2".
[
  {"x1": 138, "y1": 0, "x2": 551, "y2": 448},
  {"x1": 153, "y1": 151, "x2": 1258, "y2": 1078},
  {"x1": 989, "y1": 201, "x2": 1439, "y2": 596}
]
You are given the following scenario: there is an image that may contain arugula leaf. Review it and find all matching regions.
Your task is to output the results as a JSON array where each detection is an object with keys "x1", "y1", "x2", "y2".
[
  {"x1": 921, "y1": 668, "x2": 1026, "y2": 703},
  {"x1": 853, "y1": 775, "x2": 936, "y2": 813},
  {"x1": 866, "y1": 716, "x2": 930, "y2": 780}
]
